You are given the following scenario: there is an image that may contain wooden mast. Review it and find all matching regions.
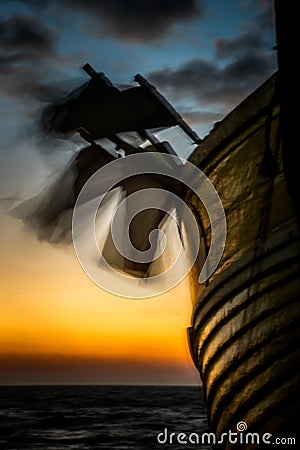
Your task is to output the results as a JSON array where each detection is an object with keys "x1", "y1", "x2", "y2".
[{"x1": 274, "y1": 1, "x2": 299, "y2": 226}]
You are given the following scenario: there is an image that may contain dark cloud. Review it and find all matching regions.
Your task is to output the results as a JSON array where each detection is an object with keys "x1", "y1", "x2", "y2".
[
  {"x1": 0, "y1": 353, "x2": 198, "y2": 385},
  {"x1": 148, "y1": 56, "x2": 271, "y2": 108},
  {"x1": 78, "y1": 0, "x2": 203, "y2": 42},
  {"x1": 221, "y1": 52, "x2": 272, "y2": 85},
  {"x1": 148, "y1": 59, "x2": 218, "y2": 97},
  {"x1": 147, "y1": 29, "x2": 275, "y2": 112},
  {"x1": 181, "y1": 109, "x2": 224, "y2": 125},
  {"x1": 215, "y1": 31, "x2": 267, "y2": 59},
  {"x1": 0, "y1": 13, "x2": 56, "y2": 54},
  {"x1": 253, "y1": 0, "x2": 274, "y2": 30},
  {"x1": 0, "y1": 13, "x2": 59, "y2": 99},
  {"x1": 22, "y1": 0, "x2": 204, "y2": 43}
]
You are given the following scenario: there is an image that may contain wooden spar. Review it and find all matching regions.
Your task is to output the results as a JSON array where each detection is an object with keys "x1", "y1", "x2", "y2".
[
  {"x1": 82, "y1": 63, "x2": 116, "y2": 88},
  {"x1": 134, "y1": 73, "x2": 202, "y2": 145},
  {"x1": 139, "y1": 129, "x2": 178, "y2": 156},
  {"x1": 81, "y1": 64, "x2": 188, "y2": 155},
  {"x1": 45, "y1": 63, "x2": 202, "y2": 156}
]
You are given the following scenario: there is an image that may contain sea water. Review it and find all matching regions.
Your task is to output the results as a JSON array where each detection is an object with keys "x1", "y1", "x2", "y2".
[{"x1": 0, "y1": 385, "x2": 211, "y2": 449}]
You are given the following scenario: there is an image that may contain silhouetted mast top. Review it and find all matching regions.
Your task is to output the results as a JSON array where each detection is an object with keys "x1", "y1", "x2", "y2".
[{"x1": 274, "y1": 0, "x2": 299, "y2": 226}]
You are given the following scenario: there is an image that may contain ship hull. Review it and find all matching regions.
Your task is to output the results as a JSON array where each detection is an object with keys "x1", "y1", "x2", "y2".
[{"x1": 187, "y1": 72, "x2": 300, "y2": 447}]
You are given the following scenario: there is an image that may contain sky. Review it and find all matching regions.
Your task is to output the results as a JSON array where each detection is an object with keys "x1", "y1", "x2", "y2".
[{"x1": 0, "y1": 0, "x2": 277, "y2": 385}]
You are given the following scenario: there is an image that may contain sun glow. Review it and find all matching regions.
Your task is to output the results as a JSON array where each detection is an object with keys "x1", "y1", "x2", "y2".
[{"x1": 0, "y1": 213, "x2": 198, "y2": 384}]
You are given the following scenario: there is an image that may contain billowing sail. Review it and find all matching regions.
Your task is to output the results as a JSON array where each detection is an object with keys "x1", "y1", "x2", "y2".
[
  {"x1": 14, "y1": 144, "x2": 183, "y2": 278},
  {"x1": 41, "y1": 71, "x2": 178, "y2": 142}
]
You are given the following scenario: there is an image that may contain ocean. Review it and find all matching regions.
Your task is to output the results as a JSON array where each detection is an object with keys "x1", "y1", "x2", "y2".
[{"x1": 0, "y1": 385, "x2": 212, "y2": 450}]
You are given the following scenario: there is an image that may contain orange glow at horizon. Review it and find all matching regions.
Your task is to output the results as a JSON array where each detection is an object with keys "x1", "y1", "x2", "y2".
[{"x1": 0, "y1": 213, "x2": 199, "y2": 385}]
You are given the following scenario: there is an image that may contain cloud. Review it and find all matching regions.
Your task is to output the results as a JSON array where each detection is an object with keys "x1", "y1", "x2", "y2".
[
  {"x1": 215, "y1": 31, "x2": 268, "y2": 59},
  {"x1": 181, "y1": 109, "x2": 224, "y2": 125},
  {"x1": 22, "y1": 0, "x2": 204, "y2": 43},
  {"x1": 0, "y1": 353, "x2": 198, "y2": 385},
  {"x1": 253, "y1": 0, "x2": 275, "y2": 30},
  {"x1": 0, "y1": 13, "x2": 56, "y2": 55},
  {"x1": 147, "y1": 55, "x2": 273, "y2": 109},
  {"x1": 0, "y1": 13, "x2": 59, "y2": 99},
  {"x1": 147, "y1": 29, "x2": 275, "y2": 112}
]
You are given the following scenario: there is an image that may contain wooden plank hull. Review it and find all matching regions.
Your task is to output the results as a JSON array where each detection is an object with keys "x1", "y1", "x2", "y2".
[{"x1": 187, "y1": 72, "x2": 300, "y2": 447}]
